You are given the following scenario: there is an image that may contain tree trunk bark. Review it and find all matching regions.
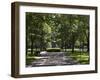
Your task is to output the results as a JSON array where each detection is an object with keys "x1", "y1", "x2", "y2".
[
  {"x1": 72, "y1": 43, "x2": 74, "y2": 53},
  {"x1": 87, "y1": 36, "x2": 89, "y2": 52},
  {"x1": 82, "y1": 41, "x2": 84, "y2": 52},
  {"x1": 64, "y1": 41, "x2": 67, "y2": 52},
  {"x1": 31, "y1": 36, "x2": 34, "y2": 55},
  {"x1": 72, "y1": 34, "x2": 75, "y2": 53},
  {"x1": 26, "y1": 39, "x2": 28, "y2": 55},
  {"x1": 80, "y1": 41, "x2": 82, "y2": 62},
  {"x1": 61, "y1": 38, "x2": 64, "y2": 50}
]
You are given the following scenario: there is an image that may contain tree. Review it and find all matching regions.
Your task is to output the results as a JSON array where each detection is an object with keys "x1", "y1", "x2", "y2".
[{"x1": 26, "y1": 12, "x2": 89, "y2": 55}]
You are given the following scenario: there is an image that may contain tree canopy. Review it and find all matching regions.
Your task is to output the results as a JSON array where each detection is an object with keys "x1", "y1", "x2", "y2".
[{"x1": 26, "y1": 12, "x2": 89, "y2": 55}]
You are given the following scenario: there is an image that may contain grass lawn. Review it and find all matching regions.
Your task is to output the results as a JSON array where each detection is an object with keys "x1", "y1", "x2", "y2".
[
  {"x1": 66, "y1": 51, "x2": 89, "y2": 64},
  {"x1": 26, "y1": 56, "x2": 37, "y2": 65},
  {"x1": 26, "y1": 52, "x2": 37, "y2": 65}
]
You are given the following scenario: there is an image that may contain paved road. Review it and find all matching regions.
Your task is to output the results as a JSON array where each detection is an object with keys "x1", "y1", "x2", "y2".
[{"x1": 27, "y1": 52, "x2": 79, "y2": 67}]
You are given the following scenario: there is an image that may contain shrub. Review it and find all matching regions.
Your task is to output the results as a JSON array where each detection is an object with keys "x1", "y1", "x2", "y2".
[
  {"x1": 27, "y1": 50, "x2": 40, "y2": 56},
  {"x1": 34, "y1": 51, "x2": 40, "y2": 56},
  {"x1": 46, "y1": 48, "x2": 61, "y2": 52}
]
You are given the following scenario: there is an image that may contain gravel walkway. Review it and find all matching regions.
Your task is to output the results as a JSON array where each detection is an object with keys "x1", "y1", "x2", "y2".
[{"x1": 27, "y1": 52, "x2": 79, "y2": 67}]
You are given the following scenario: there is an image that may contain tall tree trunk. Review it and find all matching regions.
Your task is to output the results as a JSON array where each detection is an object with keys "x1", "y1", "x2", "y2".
[
  {"x1": 40, "y1": 42, "x2": 42, "y2": 51},
  {"x1": 80, "y1": 41, "x2": 82, "y2": 62},
  {"x1": 72, "y1": 34, "x2": 75, "y2": 53},
  {"x1": 26, "y1": 39, "x2": 28, "y2": 55},
  {"x1": 31, "y1": 35, "x2": 34, "y2": 55},
  {"x1": 87, "y1": 37, "x2": 89, "y2": 52},
  {"x1": 26, "y1": 31, "x2": 28, "y2": 55},
  {"x1": 82, "y1": 41, "x2": 84, "y2": 52},
  {"x1": 72, "y1": 43, "x2": 75, "y2": 53},
  {"x1": 61, "y1": 38, "x2": 64, "y2": 51},
  {"x1": 86, "y1": 32, "x2": 89, "y2": 52},
  {"x1": 64, "y1": 41, "x2": 66, "y2": 52},
  {"x1": 65, "y1": 41, "x2": 67, "y2": 52}
]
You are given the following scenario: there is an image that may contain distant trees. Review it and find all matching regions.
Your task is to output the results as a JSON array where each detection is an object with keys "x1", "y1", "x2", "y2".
[{"x1": 26, "y1": 12, "x2": 89, "y2": 55}]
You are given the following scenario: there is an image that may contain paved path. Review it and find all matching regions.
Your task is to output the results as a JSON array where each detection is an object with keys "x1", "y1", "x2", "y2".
[{"x1": 27, "y1": 52, "x2": 79, "y2": 67}]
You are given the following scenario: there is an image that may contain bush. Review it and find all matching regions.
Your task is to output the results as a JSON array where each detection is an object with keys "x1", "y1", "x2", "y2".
[
  {"x1": 27, "y1": 50, "x2": 40, "y2": 56},
  {"x1": 46, "y1": 48, "x2": 61, "y2": 52},
  {"x1": 34, "y1": 51, "x2": 40, "y2": 56}
]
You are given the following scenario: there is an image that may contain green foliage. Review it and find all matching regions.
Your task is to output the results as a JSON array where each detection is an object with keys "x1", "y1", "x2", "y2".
[
  {"x1": 26, "y1": 12, "x2": 89, "y2": 55},
  {"x1": 46, "y1": 48, "x2": 61, "y2": 52}
]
